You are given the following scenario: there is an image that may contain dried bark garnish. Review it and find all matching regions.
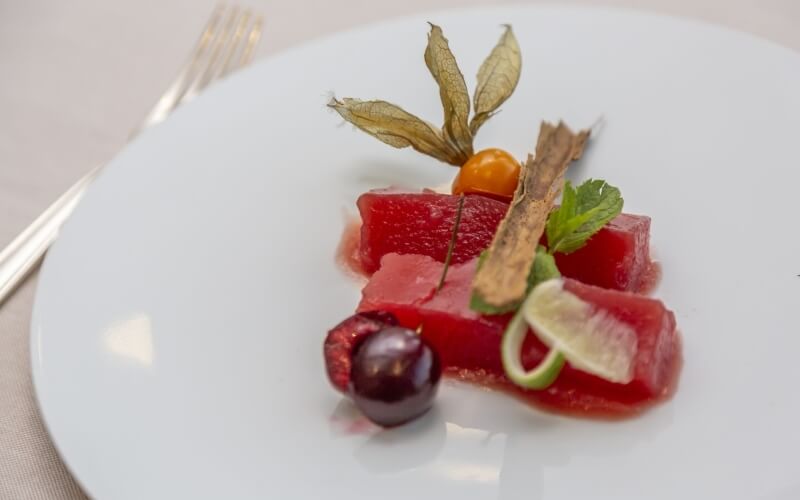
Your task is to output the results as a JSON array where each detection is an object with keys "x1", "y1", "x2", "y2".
[{"x1": 471, "y1": 122, "x2": 590, "y2": 312}]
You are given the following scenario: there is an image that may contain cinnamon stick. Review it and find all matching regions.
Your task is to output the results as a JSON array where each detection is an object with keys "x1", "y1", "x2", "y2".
[{"x1": 471, "y1": 121, "x2": 590, "y2": 310}]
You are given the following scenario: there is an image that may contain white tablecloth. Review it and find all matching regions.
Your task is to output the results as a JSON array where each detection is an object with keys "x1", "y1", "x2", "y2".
[{"x1": 1, "y1": 0, "x2": 798, "y2": 497}]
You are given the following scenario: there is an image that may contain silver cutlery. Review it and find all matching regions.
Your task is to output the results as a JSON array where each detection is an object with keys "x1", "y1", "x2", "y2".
[{"x1": 0, "y1": 5, "x2": 263, "y2": 305}]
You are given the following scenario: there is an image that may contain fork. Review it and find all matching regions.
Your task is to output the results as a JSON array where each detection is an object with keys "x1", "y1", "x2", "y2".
[{"x1": 0, "y1": 5, "x2": 263, "y2": 306}]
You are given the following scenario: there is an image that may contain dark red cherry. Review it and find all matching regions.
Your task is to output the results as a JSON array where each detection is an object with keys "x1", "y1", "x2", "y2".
[
  {"x1": 324, "y1": 311, "x2": 398, "y2": 393},
  {"x1": 349, "y1": 326, "x2": 441, "y2": 427}
]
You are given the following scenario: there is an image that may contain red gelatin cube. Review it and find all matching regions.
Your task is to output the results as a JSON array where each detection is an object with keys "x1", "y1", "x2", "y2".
[
  {"x1": 551, "y1": 213, "x2": 652, "y2": 292},
  {"x1": 561, "y1": 278, "x2": 677, "y2": 398},
  {"x1": 357, "y1": 253, "x2": 679, "y2": 416},
  {"x1": 356, "y1": 191, "x2": 653, "y2": 292},
  {"x1": 357, "y1": 191, "x2": 508, "y2": 274}
]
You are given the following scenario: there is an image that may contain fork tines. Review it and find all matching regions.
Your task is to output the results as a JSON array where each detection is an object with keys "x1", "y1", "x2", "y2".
[
  {"x1": 182, "y1": 5, "x2": 264, "y2": 101},
  {"x1": 140, "y1": 5, "x2": 263, "y2": 128}
]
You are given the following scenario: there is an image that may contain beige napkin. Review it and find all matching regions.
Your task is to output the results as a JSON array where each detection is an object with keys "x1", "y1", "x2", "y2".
[{"x1": 0, "y1": 277, "x2": 87, "y2": 499}]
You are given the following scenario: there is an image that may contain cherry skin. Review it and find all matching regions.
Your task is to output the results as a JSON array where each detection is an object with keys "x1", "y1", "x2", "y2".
[
  {"x1": 349, "y1": 326, "x2": 441, "y2": 427},
  {"x1": 324, "y1": 311, "x2": 399, "y2": 393}
]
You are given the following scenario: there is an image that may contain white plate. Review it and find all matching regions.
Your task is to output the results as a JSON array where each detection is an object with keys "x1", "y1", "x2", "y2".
[{"x1": 31, "y1": 6, "x2": 800, "y2": 500}]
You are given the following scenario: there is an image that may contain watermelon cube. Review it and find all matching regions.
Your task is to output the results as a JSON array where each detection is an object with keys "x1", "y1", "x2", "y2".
[
  {"x1": 550, "y1": 213, "x2": 654, "y2": 292},
  {"x1": 357, "y1": 191, "x2": 507, "y2": 274},
  {"x1": 358, "y1": 253, "x2": 680, "y2": 416},
  {"x1": 356, "y1": 191, "x2": 654, "y2": 292}
]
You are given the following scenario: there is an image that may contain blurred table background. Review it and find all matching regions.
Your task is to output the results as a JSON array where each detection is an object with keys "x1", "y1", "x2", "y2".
[{"x1": 1, "y1": 0, "x2": 798, "y2": 498}]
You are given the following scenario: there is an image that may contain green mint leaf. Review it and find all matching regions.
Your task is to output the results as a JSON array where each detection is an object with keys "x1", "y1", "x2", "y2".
[
  {"x1": 527, "y1": 245, "x2": 561, "y2": 291},
  {"x1": 575, "y1": 179, "x2": 608, "y2": 213},
  {"x1": 545, "y1": 180, "x2": 577, "y2": 246},
  {"x1": 471, "y1": 246, "x2": 560, "y2": 315},
  {"x1": 546, "y1": 179, "x2": 623, "y2": 255}
]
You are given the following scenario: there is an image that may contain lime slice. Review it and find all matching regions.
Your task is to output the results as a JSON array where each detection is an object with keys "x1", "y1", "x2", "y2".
[
  {"x1": 521, "y1": 279, "x2": 637, "y2": 383},
  {"x1": 501, "y1": 311, "x2": 566, "y2": 389}
]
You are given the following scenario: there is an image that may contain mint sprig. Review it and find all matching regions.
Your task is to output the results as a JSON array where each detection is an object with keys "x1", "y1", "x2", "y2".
[
  {"x1": 471, "y1": 245, "x2": 561, "y2": 314},
  {"x1": 470, "y1": 178, "x2": 623, "y2": 316},
  {"x1": 546, "y1": 179, "x2": 623, "y2": 255},
  {"x1": 527, "y1": 245, "x2": 561, "y2": 290},
  {"x1": 496, "y1": 179, "x2": 624, "y2": 389}
]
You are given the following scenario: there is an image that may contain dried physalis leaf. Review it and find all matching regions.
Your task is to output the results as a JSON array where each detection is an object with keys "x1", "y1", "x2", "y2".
[
  {"x1": 470, "y1": 25, "x2": 522, "y2": 136},
  {"x1": 424, "y1": 23, "x2": 473, "y2": 164},
  {"x1": 328, "y1": 97, "x2": 461, "y2": 165},
  {"x1": 471, "y1": 122, "x2": 590, "y2": 312}
]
